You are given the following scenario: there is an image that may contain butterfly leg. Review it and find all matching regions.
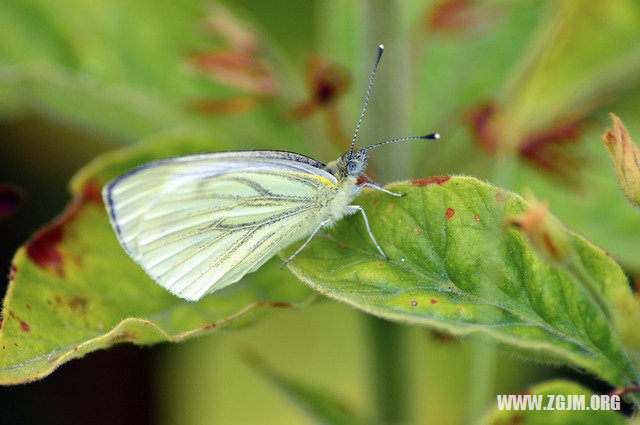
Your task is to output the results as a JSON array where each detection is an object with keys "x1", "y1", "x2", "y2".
[
  {"x1": 348, "y1": 205, "x2": 388, "y2": 259},
  {"x1": 280, "y1": 219, "x2": 330, "y2": 269},
  {"x1": 355, "y1": 182, "x2": 404, "y2": 197}
]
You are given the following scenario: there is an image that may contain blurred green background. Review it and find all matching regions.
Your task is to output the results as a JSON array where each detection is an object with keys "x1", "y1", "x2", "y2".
[{"x1": 1, "y1": 0, "x2": 639, "y2": 424}]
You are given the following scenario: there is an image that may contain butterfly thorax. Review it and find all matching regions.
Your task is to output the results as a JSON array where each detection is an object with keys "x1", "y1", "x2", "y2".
[{"x1": 317, "y1": 151, "x2": 367, "y2": 226}]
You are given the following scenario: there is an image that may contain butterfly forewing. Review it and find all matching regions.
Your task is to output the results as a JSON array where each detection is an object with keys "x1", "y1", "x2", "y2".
[{"x1": 104, "y1": 151, "x2": 337, "y2": 300}]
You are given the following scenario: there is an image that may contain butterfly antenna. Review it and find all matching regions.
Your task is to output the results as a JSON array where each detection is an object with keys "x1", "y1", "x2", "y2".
[
  {"x1": 349, "y1": 45, "x2": 384, "y2": 157},
  {"x1": 359, "y1": 133, "x2": 441, "y2": 153}
]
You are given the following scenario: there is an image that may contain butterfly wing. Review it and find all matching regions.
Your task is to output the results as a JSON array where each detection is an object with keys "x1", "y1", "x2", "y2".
[{"x1": 103, "y1": 151, "x2": 337, "y2": 301}]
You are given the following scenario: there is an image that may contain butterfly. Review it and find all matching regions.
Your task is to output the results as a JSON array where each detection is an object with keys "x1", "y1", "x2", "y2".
[{"x1": 103, "y1": 45, "x2": 439, "y2": 301}]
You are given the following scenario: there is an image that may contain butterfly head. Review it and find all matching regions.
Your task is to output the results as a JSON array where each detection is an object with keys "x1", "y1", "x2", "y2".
[
  {"x1": 344, "y1": 151, "x2": 368, "y2": 176},
  {"x1": 325, "y1": 151, "x2": 368, "y2": 179}
]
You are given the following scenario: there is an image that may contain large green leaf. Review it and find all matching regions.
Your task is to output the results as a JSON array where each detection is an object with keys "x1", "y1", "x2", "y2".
[
  {"x1": 0, "y1": 0, "x2": 310, "y2": 152},
  {"x1": 283, "y1": 177, "x2": 639, "y2": 389},
  {"x1": 0, "y1": 133, "x2": 313, "y2": 385},
  {"x1": 478, "y1": 380, "x2": 626, "y2": 425}
]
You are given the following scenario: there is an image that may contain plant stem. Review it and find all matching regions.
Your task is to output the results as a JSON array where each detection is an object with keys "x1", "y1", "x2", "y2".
[{"x1": 365, "y1": 315, "x2": 408, "y2": 424}]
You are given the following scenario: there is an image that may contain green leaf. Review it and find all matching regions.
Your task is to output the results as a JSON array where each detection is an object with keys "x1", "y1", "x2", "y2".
[
  {"x1": 0, "y1": 0, "x2": 311, "y2": 152},
  {"x1": 282, "y1": 177, "x2": 639, "y2": 389},
  {"x1": 247, "y1": 352, "x2": 371, "y2": 425},
  {"x1": 477, "y1": 380, "x2": 626, "y2": 425},
  {"x1": 0, "y1": 132, "x2": 313, "y2": 385}
]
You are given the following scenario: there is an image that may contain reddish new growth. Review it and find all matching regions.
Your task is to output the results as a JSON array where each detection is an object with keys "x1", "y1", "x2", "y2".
[
  {"x1": 541, "y1": 233, "x2": 560, "y2": 259},
  {"x1": 190, "y1": 97, "x2": 258, "y2": 115},
  {"x1": 467, "y1": 103, "x2": 499, "y2": 153},
  {"x1": 467, "y1": 101, "x2": 585, "y2": 181},
  {"x1": 425, "y1": 0, "x2": 480, "y2": 32},
  {"x1": 26, "y1": 182, "x2": 103, "y2": 276},
  {"x1": 190, "y1": 51, "x2": 276, "y2": 95},
  {"x1": 289, "y1": 56, "x2": 352, "y2": 148},
  {"x1": 425, "y1": 0, "x2": 499, "y2": 34},
  {"x1": 445, "y1": 208, "x2": 455, "y2": 220},
  {"x1": 519, "y1": 121, "x2": 583, "y2": 180},
  {"x1": 411, "y1": 176, "x2": 451, "y2": 186},
  {"x1": 289, "y1": 56, "x2": 351, "y2": 120}
]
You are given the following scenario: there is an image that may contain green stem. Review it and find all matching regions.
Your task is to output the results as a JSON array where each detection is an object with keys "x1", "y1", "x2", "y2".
[
  {"x1": 464, "y1": 155, "x2": 519, "y2": 422},
  {"x1": 465, "y1": 340, "x2": 497, "y2": 424},
  {"x1": 365, "y1": 315, "x2": 408, "y2": 424}
]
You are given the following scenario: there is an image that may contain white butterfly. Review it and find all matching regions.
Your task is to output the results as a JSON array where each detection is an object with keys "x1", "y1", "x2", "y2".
[{"x1": 103, "y1": 45, "x2": 439, "y2": 301}]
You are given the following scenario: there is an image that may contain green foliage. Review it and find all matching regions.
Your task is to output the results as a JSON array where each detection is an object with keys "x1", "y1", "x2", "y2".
[
  {"x1": 283, "y1": 177, "x2": 640, "y2": 390},
  {"x1": 478, "y1": 380, "x2": 626, "y2": 425},
  {"x1": 2, "y1": 0, "x2": 640, "y2": 422}
]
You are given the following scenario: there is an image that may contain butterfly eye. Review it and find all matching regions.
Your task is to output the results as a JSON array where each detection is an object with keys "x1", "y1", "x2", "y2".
[{"x1": 347, "y1": 160, "x2": 358, "y2": 175}]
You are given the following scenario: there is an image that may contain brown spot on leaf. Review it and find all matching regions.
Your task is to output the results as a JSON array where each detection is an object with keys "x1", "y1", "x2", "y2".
[
  {"x1": 411, "y1": 301, "x2": 418, "y2": 307},
  {"x1": 0, "y1": 184, "x2": 24, "y2": 220},
  {"x1": 68, "y1": 296, "x2": 88, "y2": 315},
  {"x1": 431, "y1": 299, "x2": 438, "y2": 304},
  {"x1": 413, "y1": 228, "x2": 423, "y2": 235},
  {"x1": 495, "y1": 193, "x2": 505, "y2": 202},
  {"x1": 25, "y1": 226, "x2": 64, "y2": 275},
  {"x1": 25, "y1": 181, "x2": 102, "y2": 275},
  {"x1": 9, "y1": 264, "x2": 17, "y2": 282},
  {"x1": 201, "y1": 322, "x2": 219, "y2": 331},
  {"x1": 473, "y1": 215, "x2": 480, "y2": 222},
  {"x1": 20, "y1": 321, "x2": 30, "y2": 332},
  {"x1": 445, "y1": 208, "x2": 455, "y2": 220},
  {"x1": 112, "y1": 331, "x2": 137, "y2": 342},
  {"x1": 371, "y1": 199, "x2": 379, "y2": 206},
  {"x1": 25, "y1": 304, "x2": 31, "y2": 310},
  {"x1": 338, "y1": 242, "x2": 348, "y2": 249},
  {"x1": 411, "y1": 176, "x2": 450, "y2": 186},
  {"x1": 456, "y1": 306, "x2": 462, "y2": 311}
]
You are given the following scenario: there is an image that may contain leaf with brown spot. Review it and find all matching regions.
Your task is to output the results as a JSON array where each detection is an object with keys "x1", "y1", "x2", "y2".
[
  {"x1": 0, "y1": 134, "x2": 313, "y2": 385},
  {"x1": 282, "y1": 177, "x2": 640, "y2": 394}
]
